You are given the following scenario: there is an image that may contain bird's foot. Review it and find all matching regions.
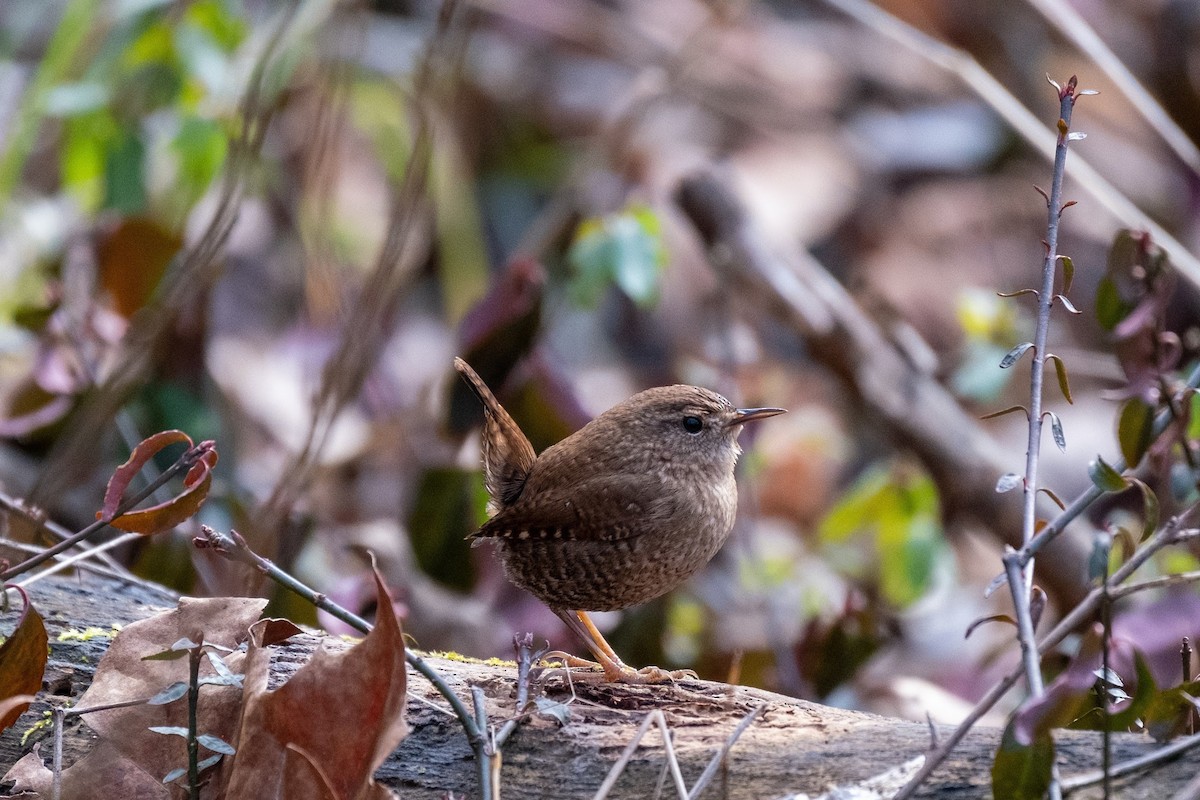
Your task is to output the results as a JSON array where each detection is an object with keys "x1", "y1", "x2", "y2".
[
  {"x1": 542, "y1": 650, "x2": 696, "y2": 684},
  {"x1": 616, "y1": 665, "x2": 699, "y2": 684}
]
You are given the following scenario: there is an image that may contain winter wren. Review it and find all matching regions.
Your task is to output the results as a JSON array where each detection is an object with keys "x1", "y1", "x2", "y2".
[{"x1": 454, "y1": 357, "x2": 785, "y2": 683}]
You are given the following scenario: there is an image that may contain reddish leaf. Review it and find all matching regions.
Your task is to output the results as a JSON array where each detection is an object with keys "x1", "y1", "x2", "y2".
[
  {"x1": 98, "y1": 432, "x2": 219, "y2": 535},
  {"x1": 0, "y1": 586, "x2": 47, "y2": 731},
  {"x1": 258, "y1": 618, "x2": 303, "y2": 648},
  {"x1": 99, "y1": 430, "x2": 194, "y2": 521}
]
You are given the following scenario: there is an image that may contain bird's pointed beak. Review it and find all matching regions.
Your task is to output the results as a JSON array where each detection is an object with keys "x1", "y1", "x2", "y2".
[{"x1": 734, "y1": 406, "x2": 786, "y2": 424}]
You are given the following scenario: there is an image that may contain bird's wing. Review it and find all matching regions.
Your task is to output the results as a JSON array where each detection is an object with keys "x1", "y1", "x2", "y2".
[
  {"x1": 473, "y1": 473, "x2": 671, "y2": 543},
  {"x1": 454, "y1": 357, "x2": 536, "y2": 508}
]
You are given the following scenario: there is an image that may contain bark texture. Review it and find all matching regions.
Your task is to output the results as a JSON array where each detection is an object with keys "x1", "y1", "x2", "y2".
[{"x1": 1, "y1": 574, "x2": 1196, "y2": 799}]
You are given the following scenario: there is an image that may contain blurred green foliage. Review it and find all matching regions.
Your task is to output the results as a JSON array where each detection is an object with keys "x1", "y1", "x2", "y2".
[
  {"x1": 818, "y1": 461, "x2": 947, "y2": 608},
  {"x1": 48, "y1": 0, "x2": 245, "y2": 222},
  {"x1": 567, "y1": 202, "x2": 666, "y2": 308}
]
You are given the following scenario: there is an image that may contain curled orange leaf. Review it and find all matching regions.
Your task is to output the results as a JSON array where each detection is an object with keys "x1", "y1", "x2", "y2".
[{"x1": 98, "y1": 431, "x2": 219, "y2": 535}]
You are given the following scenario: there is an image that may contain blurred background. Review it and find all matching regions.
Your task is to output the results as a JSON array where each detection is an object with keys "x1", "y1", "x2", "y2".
[{"x1": 2, "y1": 0, "x2": 1199, "y2": 725}]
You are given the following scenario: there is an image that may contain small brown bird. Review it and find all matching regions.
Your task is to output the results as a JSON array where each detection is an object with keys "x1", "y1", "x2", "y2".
[{"x1": 454, "y1": 357, "x2": 785, "y2": 683}]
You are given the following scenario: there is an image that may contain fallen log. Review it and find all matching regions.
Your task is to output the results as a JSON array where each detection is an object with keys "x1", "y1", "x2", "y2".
[{"x1": 1, "y1": 574, "x2": 1194, "y2": 799}]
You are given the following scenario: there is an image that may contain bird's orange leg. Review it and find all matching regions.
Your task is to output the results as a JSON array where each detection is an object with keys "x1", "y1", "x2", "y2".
[{"x1": 551, "y1": 609, "x2": 697, "y2": 684}]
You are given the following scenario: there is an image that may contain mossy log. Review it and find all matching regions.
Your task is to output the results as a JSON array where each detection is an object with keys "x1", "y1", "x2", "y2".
[{"x1": 1, "y1": 575, "x2": 1196, "y2": 799}]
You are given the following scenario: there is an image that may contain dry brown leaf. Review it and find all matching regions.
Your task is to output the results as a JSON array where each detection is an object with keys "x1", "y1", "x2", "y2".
[
  {"x1": 56, "y1": 597, "x2": 263, "y2": 799},
  {"x1": 5, "y1": 739, "x2": 170, "y2": 799},
  {"x1": 0, "y1": 587, "x2": 47, "y2": 732},
  {"x1": 223, "y1": 570, "x2": 407, "y2": 800}
]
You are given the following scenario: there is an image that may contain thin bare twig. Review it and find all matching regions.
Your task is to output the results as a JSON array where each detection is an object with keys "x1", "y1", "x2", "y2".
[
  {"x1": 592, "y1": 710, "x2": 688, "y2": 800},
  {"x1": 1109, "y1": 565, "x2": 1200, "y2": 600},
  {"x1": 893, "y1": 509, "x2": 1198, "y2": 799},
  {"x1": 686, "y1": 701, "x2": 766, "y2": 800},
  {"x1": 1002, "y1": 74, "x2": 1087, "y2": 800},
  {"x1": 818, "y1": 0, "x2": 1200, "y2": 288},
  {"x1": 1061, "y1": 730, "x2": 1200, "y2": 794},
  {"x1": 0, "y1": 442, "x2": 212, "y2": 582},
  {"x1": 1024, "y1": 0, "x2": 1200, "y2": 174},
  {"x1": 32, "y1": 1, "x2": 300, "y2": 506},
  {"x1": 1019, "y1": 361, "x2": 1200, "y2": 565},
  {"x1": 192, "y1": 526, "x2": 490, "y2": 793},
  {"x1": 15, "y1": 531, "x2": 148, "y2": 590},
  {"x1": 253, "y1": 0, "x2": 462, "y2": 561}
]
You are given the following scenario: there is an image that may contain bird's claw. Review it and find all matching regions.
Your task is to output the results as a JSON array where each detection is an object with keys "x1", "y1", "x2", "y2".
[{"x1": 540, "y1": 650, "x2": 696, "y2": 684}]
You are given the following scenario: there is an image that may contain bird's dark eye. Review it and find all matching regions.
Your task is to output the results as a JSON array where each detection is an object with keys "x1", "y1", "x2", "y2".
[{"x1": 682, "y1": 416, "x2": 703, "y2": 434}]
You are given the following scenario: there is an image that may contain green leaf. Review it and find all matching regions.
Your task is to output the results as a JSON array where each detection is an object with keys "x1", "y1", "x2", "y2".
[
  {"x1": 1088, "y1": 456, "x2": 1128, "y2": 493},
  {"x1": 534, "y1": 696, "x2": 571, "y2": 725},
  {"x1": 1104, "y1": 654, "x2": 1158, "y2": 731},
  {"x1": 184, "y1": 0, "x2": 248, "y2": 51},
  {"x1": 1055, "y1": 294, "x2": 1081, "y2": 314},
  {"x1": 197, "y1": 753, "x2": 223, "y2": 771},
  {"x1": 408, "y1": 468, "x2": 481, "y2": 592},
  {"x1": 1117, "y1": 398, "x2": 1154, "y2": 468},
  {"x1": 1111, "y1": 527, "x2": 1137, "y2": 568},
  {"x1": 817, "y1": 466, "x2": 891, "y2": 543},
  {"x1": 992, "y1": 723, "x2": 1054, "y2": 800},
  {"x1": 566, "y1": 204, "x2": 665, "y2": 308},
  {"x1": 104, "y1": 130, "x2": 147, "y2": 215},
  {"x1": 1046, "y1": 354, "x2": 1073, "y2": 404},
  {"x1": 1094, "y1": 276, "x2": 1127, "y2": 331},
  {"x1": 819, "y1": 464, "x2": 944, "y2": 608},
  {"x1": 1145, "y1": 678, "x2": 1200, "y2": 742},
  {"x1": 1000, "y1": 342, "x2": 1034, "y2": 369},
  {"x1": 612, "y1": 205, "x2": 666, "y2": 305},
  {"x1": 1060, "y1": 255, "x2": 1074, "y2": 294},
  {"x1": 1187, "y1": 391, "x2": 1200, "y2": 442},
  {"x1": 198, "y1": 673, "x2": 243, "y2": 688},
  {"x1": 997, "y1": 288, "x2": 1039, "y2": 299},
  {"x1": 172, "y1": 115, "x2": 227, "y2": 208},
  {"x1": 1132, "y1": 479, "x2": 1160, "y2": 542},
  {"x1": 61, "y1": 110, "x2": 117, "y2": 211}
]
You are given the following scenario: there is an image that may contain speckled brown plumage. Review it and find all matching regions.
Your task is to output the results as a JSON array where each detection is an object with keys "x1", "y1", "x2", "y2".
[{"x1": 454, "y1": 357, "x2": 784, "y2": 682}]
